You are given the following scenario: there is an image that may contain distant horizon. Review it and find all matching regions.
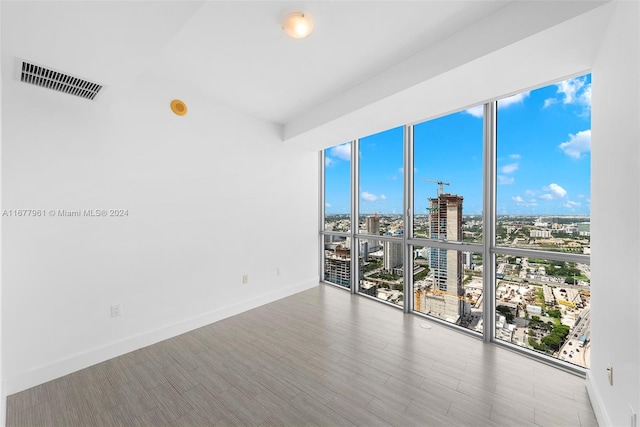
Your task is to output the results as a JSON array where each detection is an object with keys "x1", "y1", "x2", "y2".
[{"x1": 325, "y1": 213, "x2": 591, "y2": 219}]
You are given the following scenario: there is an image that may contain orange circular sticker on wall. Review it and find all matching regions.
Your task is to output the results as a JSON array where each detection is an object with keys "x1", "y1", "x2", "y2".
[{"x1": 170, "y1": 99, "x2": 187, "y2": 116}]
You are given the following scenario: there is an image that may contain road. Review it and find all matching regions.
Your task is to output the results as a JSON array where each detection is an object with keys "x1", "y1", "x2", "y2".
[{"x1": 558, "y1": 308, "x2": 590, "y2": 367}]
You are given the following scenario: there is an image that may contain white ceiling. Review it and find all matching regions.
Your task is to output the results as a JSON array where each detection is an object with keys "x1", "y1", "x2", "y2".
[
  {"x1": 151, "y1": 1, "x2": 513, "y2": 124},
  {"x1": 1, "y1": 0, "x2": 609, "y2": 146},
  {"x1": 2, "y1": 1, "x2": 511, "y2": 124}
]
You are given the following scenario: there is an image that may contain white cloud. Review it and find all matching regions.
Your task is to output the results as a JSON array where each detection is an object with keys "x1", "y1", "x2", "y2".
[
  {"x1": 557, "y1": 77, "x2": 585, "y2": 105},
  {"x1": 329, "y1": 142, "x2": 351, "y2": 161},
  {"x1": 361, "y1": 191, "x2": 378, "y2": 202},
  {"x1": 564, "y1": 200, "x2": 581, "y2": 208},
  {"x1": 512, "y1": 195, "x2": 537, "y2": 208},
  {"x1": 580, "y1": 84, "x2": 591, "y2": 107},
  {"x1": 542, "y1": 183, "x2": 568, "y2": 199},
  {"x1": 325, "y1": 202, "x2": 332, "y2": 208},
  {"x1": 498, "y1": 175, "x2": 514, "y2": 185},
  {"x1": 465, "y1": 105, "x2": 483, "y2": 118},
  {"x1": 324, "y1": 157, "x2": 335, "y2": 167},
  {"x1": 380, "y1": 194, "x2": 387, "y2": 200},
  {"x1": 498, "y1": 92, "x2": 529, "y2": 108},
  {"x1": 509, "y1": 154, "x2": 521, "y2": 160},
  {"x1": 501, "y1": 163, "x2": 519, "y2": 174},
  {"x1": 559, "y1": 129, "x2": 591, "y2": 159},
  {"x1": 542, "y1": 77, "x2": 590, "y2": 115}
]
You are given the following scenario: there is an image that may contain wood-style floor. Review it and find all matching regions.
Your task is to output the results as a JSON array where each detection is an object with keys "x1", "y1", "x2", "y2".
[{"x1": 6, "y1": 284, "x2": 597, "y2": 426}]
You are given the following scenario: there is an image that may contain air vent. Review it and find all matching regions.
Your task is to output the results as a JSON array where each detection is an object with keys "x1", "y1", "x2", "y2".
[{"x1": 20, "y1": 61, "x2": 103, "y2": 100}]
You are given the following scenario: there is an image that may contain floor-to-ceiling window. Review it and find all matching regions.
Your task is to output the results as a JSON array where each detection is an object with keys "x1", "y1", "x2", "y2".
[
  {"x1": 494, "y1": 75, "x2": 591, "y2": 368},
  {"x1": 323, "y1": 142, "x2": 352, "y2": 289},
  {"x1": 320, "y1": 74, "x2": 591, "y2": 371},
  {"x1": 358, "y1": 127, "x2": 404, "y2": 306},
  {"x1": 411, "y1": 109, "x2": 484, "y2": 332}
]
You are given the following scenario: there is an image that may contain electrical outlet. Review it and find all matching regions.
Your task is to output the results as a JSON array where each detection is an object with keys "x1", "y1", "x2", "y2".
[
  {"x1": 111, "y1": 304, "x2": 122, "y2": 318},
  {"x1": 607, "y1": 363, "x2": 613, "y2": 385},
  {"x1": 242, "y1": 274, "x2": 248, "y2": 284}
]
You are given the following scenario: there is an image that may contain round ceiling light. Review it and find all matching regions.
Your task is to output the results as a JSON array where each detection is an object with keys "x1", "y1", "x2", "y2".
[
  {"x1": 170, "y1": 99, "x2": 187, "y2": 116},
  {"x1": 282, "y1": 12, "x2": 314, "y2": 39}
]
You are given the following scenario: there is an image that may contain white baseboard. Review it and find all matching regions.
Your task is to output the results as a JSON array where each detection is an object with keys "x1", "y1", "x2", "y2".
[
  {"x1": 586, "y1": 370, "x2": 610, "y2": 427},
  {"x1": 4, "y1": 278, "x2": 319, "y2": 396}
]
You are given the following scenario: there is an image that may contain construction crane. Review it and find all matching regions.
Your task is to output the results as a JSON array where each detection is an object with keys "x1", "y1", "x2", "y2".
[{"x1": 420, "y1": 178, "x2": 450, "y2": 196}]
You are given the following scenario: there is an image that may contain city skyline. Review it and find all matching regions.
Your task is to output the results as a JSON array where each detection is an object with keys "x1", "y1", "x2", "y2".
[{"x1": 325, "y1": 74, "x2": 591, "y2": 216}]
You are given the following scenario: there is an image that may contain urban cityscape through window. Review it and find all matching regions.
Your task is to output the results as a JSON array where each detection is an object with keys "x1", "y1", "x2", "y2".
[
  {"x1": 493, "y1": 74, "x2": 591, "y2": 367},
  {"x1": 322, "y1": 74, "x2": 591, "y2": 369}
]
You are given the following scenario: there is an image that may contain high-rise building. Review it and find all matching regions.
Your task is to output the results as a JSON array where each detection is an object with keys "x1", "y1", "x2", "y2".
[
  {"x1": 324, "y1": 246, "x2": 351, "y2": 288},
  {"x1": 422, "y1": 193, "x2": 465, "y2": 321},
  {"x1": 359, "y1": 241, "x2": 369, "y2": 262},
  {"x1": 383, "y1": 240, "x2": 403, "y2": 272},
  {"x1": 462, "y1": 251, "x2": 473, "y2": 269},
  {"x1": 366, "y1": 213, "x2": 380, "y2": 235},
  {"x1": 365, "y1": 213, "x2": 381, "y2": 251}
]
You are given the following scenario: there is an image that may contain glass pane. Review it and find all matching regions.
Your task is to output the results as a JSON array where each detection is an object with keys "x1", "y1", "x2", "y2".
[
  {"x1": 359, "y1": 238, "x2": 404, "y2": 306},
  {"x1": 358, "y1": 127, "x2": 404, "y2": 235},
  {"x1": 324, "y1": 234, "x2": 351, "y2": 289},
  {"x1": 494, "y1": 254, "x2": 590, "y2": 368},
  {"x1": 496, "y1": 74, "x2": 591, "y2": 253},
  {"x1": 413, "y1": 110, "x2": 483, "y2": 241},
  {"x1": 324, "y1": 142, "x2": 351, "y2": 232},
  {"x1": 413, "y1": 246, "x2": 483, "y2": 331}
]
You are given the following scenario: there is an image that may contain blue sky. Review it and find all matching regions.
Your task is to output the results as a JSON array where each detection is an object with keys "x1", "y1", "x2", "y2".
[{"x1": 325, "y1": 74, "x2": 591, "y2": 216}]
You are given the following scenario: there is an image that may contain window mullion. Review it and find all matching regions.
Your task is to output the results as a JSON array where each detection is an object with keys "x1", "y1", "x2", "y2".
[
  {"x1": 403, "y1": 124, "x2": 414, "y2": 313},
  {"x1": 483, "y1": 101, "x2": 497, "y2": 343},
  {"x1": 319, "y1": 151, "x2": 326, "y2": 282},
  {"x1": 351, "y1": 138, "x2": 359, "y2": 295}
]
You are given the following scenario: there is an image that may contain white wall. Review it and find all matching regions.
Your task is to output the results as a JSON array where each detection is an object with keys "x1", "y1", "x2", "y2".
[
  {"x1": 589, "y1": 2, "x2": 640, "y2": 426},
  {"x1": 1, "y1": 70, "x2": 319, "y2": 394},
  {"x1": 0, "y1": 2, "x2": 4, "y2": 423}
]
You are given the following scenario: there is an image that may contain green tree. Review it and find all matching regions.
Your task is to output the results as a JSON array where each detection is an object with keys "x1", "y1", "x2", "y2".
[
  {"x1": 547, "y1": 309, "x2": 561, "y2": 318},
  {"x1": 555, "y1": 324, "x2": 570, "y2": 337},
  {"x1": 496, "y1": 305, "x2": 514, "y2": 323},
  {"x1": 541, "y1": 333, "x2": 561, "y2": 350},
  {"x1": 414, "y1": 267, "x2": 429, "y2": 281}
]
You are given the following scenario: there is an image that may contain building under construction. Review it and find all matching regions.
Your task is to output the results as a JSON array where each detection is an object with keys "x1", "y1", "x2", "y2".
[
  {"x1": 415, "y1": 193, "x2": 467, "y2": 323},
  {"x1": 324, "y1": 246, "x2": 351, "y2": 288}
]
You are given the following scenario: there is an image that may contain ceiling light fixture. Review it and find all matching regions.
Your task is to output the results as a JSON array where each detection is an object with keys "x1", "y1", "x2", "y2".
[
  {"x1": 170, "y1": 99, "x2": 187, "y2": 116},
  {"x1": 282, "y1": 12, "x2": 314, "y2": 39}
]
